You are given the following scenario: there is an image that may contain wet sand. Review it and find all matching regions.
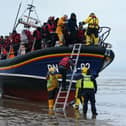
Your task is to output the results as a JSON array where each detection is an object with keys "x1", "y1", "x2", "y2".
[{"x1": 0, "y1": 78, "x2": 126, "y2": 126}]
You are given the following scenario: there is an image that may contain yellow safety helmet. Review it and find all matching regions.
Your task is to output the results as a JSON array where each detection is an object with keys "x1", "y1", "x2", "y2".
[
  {"x1": 48, "y1": 67, "x2": 56, "y2": 73},
  {"x1": 89, "y1": 12, "x2": 95, "y2": 16},
  {"x1": 81, "y1": 67, "x2": 88, "y2": 73}
]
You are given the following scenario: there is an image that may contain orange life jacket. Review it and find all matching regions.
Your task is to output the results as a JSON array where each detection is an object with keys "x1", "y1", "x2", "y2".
[{"x1": 8, "y1": 46, "x2": 15, "y2": 59}]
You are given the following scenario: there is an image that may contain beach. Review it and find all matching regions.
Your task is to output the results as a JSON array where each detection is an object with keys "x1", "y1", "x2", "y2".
[{"x1": 0, "y1": 76, "x2": 126, "y2": 126}]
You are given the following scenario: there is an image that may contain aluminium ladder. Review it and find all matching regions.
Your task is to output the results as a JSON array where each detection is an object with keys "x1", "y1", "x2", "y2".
[{"x1": 53, "y1": 43, "x2": 82, "y2": 112}]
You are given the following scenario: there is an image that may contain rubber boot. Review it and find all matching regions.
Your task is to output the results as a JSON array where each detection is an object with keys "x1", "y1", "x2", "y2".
[
  {"x1": 86, "y1": 35, "x2": 91, "y2": 45},
  {"x1": 83, "y1": 113, "x2": 87, "y2": 120},
  {"x1": 74, "y1": 98, "x2": 81, "y2": 110},
  {"x1": 48, "y1": 99, "x2": 54, "y2": 110},
  {"x1": 94, "y1": 37, "x2": 99, "y2": 45},
  {"x1": 92, "y1": 112, "x2": 98, "y2": 119},
  {"x1": 48, "y1": 99, "x2": 54, "y2": 115}
]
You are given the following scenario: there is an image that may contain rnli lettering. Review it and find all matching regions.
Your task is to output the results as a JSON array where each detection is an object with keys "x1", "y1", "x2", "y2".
[
  {"x1": 47, "y1": 63, "x2": 90, "y2": 71},
  {"x1": 47, "y1": 64, "x2": 59, "y2": 72}
]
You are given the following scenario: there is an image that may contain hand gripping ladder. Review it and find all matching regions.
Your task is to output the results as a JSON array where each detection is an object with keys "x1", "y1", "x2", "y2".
[{"x1": 53, "y1": 44, "x2": 82, "y2": 112}]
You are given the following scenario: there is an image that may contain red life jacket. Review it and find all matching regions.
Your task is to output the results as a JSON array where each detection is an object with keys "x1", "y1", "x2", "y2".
[
  {"x1": 46, "y1": 23, "x2": 55, "y2": 33},
  {"x1": 11, "y1": 33, "x2": 21, "y2": 44},
  {"x1": 34, "y1": 30, "x2": 42, "y2": 40},
  {"x1": 78, "y1": 29, "x2": 85, "y2": 38},
  {"x1": 3, "y1": 37, "x2": 11, "y2": 48},
  {"x1": 24, "y1": 30, "x2": 34, "y2": 42},
  {"x1": 1, "y1": 47, "x2": 8, "y2": 55},
  {"x1": 59, "y1": 57, "x2": 70, "y2": 69}
]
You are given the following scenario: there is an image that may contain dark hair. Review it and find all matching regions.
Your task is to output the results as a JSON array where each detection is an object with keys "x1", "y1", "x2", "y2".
[{"x1": 71, "y1": 13, "x2": 76, "y2": 17}]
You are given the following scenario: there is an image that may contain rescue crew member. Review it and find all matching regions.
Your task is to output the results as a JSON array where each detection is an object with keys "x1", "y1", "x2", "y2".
[
  {"x1": 81, "y1": 12, "x2": 99, "y2": 45},
  {"x1": 46, "y1": 67, "x2": 62, "y2": 110},
  {"x1": 58, "y1": 56, "x2": 74, "y2": 90},
  {"x1": 73, "y1": 67, "x2": 89, "y2": 110},
  {"x1": 79, "y1": 67, "x2": 98, "y2": 119},
  {"x1": 56, "y1": 15, "x2": 68, "y2": 46}
]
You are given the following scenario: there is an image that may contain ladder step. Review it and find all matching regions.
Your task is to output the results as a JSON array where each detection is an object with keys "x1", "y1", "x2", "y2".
[
  {"x1": 60, "y1": 90, "x2": 67, "y2": 93},
  {"x1": 56, "y1": 102, "x2": 65, "y2": 104},
  {"x1": 58, "y1": 96, "x2": 66, "y2": 98},
  {"x1": 72, "y1": 49, "x2": 80, "y2": 51},
  {"x1": 55, "y1": 108, "x2": 63, "y2": 110},
  {"x1": 54, "y1": 44, "x2": 82, "y2": 111}
]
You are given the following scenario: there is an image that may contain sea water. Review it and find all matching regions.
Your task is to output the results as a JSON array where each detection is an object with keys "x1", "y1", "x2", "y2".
[{"x1": 0, "y1": 73, "x2": 126, "y2": 126}]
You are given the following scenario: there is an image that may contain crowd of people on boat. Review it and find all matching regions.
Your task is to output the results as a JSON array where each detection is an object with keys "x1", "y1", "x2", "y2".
[{"x1": 0, "y1": 12, "x2": 99, "y2": 60}]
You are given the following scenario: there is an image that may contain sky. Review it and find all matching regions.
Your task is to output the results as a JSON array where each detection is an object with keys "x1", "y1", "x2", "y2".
[{"x1": 0, "y1": 0, "x2": 126, "y2": 76}]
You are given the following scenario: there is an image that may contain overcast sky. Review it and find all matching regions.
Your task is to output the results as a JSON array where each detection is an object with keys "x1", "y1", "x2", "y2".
[{"x1": 0, "y1": 0, "x2": 126, "y2": 75}]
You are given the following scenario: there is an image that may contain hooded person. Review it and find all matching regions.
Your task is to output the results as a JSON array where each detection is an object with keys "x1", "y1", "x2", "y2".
[{"x1": 65, "y1": 13, "x2": 78, "y2": 45}]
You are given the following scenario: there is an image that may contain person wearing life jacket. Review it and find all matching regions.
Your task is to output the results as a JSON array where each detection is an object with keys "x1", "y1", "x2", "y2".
[
  {"x1": 18, "y1": 44, "x2": 26, "y2": 56},
  {"x1": 77, "y1": 22, "x2": 86, "y2": 44},
  {"x1": 11, "y1": 30, "x2": 21, "y2": 54},
  {"x1": 58, "y1": 56, "x2": 74, "y2": 90},
  {"x1": 73, "y1": 67, "x2": 89, "y2": 111},
  {"x1": 24, "y1": 29, "x2": 34, "y2": 51},
  {"x1": 33, "y1": 27, "x2": 42, "y2": 50},
  {"x1": 79, "y1": 67, "x2": 97, "y2": 119},
  {"x1": 11, "y1": 30, "x2": 21, "y2": 45},
  {"x1": 46, "y1": 16, "x2": 56, "y2": 33},
  {"x1": 46, "y1": 16, "x2": 58, "y2": 47},
  {"x1": 81, "y1": 12, "x2": 99, "y2": 45},
  {"x1": 46, "y1": 67, "x2": 62, "y2": 111},
  {"x1": 56, "y1": 15, "x2": 68, "y2": 46},
  {"x1": 0, "y1": 47, "x2": 8, "y2": 59},
  {"x1": 7, "y1": 45, "x2": 15, "y2": 59}
]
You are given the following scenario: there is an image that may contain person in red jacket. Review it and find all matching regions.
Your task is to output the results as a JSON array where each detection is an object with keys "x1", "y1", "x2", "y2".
[
  {"x1": 58, "y1": 56, "x2": 74, "y2": 90},
  {"x1": 33, "y1": 27, "x2": 42, "y2": 50}
]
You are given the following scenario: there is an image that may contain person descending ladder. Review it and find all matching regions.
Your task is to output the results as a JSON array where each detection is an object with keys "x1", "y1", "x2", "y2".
[{"x1": 53, "y1": 43, "x2": 82, "y2": 112}]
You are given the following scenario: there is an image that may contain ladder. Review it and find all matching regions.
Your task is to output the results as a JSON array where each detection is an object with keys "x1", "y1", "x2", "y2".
[{"x1": 53, "y1": 44, "x2": 82, "y2": 111}]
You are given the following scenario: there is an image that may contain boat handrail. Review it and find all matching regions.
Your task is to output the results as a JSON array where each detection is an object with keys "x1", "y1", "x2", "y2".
[
  {"x1": 98, "y1": 26, "x2": 111, "y2": 42},
  {"x1": 98, "y1": 26, "x2": 112, "y2": 48}
]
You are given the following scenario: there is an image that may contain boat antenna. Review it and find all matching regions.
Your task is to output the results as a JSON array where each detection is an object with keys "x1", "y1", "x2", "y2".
[
  {"x1": 31, "y1": 0, "x2": 34, "y2": 5},
  {"x1": 14, "y1": 0, "x2": 41, "y2": 29},
  {"x1": 26, "y1": 0, "x2": 34, "y2": 24},
  {"x1": 12, "y1": 2, "x2": 22, "y2": 32}
]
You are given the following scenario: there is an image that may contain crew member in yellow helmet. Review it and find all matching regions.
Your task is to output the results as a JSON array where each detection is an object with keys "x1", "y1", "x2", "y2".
[
  {"x1": 75, "y1": 67, "x2": 98, "y2": 119},
  {"x1": 46, "y1": 67, "x2": 62, "y2": 112},
  {"x1": 81, "y1": 12, "x2": 99, "y2": 45},
  {"x1": 74, "y1": 67, "x2": 89, "y2": 110},
  {"x1": 82, "y1": 67, "x2": 98, "y2": 119}
]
